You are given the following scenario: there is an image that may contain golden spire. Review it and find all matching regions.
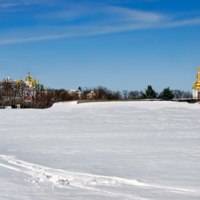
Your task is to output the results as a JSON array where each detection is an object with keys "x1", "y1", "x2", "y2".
[
  {"x1": 26, "y1": 71, "x2": 32, "y2": 82},
  {"x1": 18, "y1": 76, "x2": 23, "y2": 84},
  {"x1": 33, "y1": 78, "x2": 36, "y2": 85},
  {"x1": 193, "y1": 81, "x2": 196, "y2": 88},
  {"x1": 193, "y1": 67, "x2": 200, "y2": 89},
  {"x1": 37, "y1": 79, "x2": 39, "y2": 84},
  {"x1": 198, "y1": 67, "x2": 200, "y2": 81}
]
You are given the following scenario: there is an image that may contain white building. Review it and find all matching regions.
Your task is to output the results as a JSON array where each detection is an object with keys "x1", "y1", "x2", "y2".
[
  {"x1": 68, "y1": 89, "x2": 82, "y2": 99},
  {"x1": 192, "y1": 67, "x2": 200, "y2": 99},
  {"x1": 0, "y1": 77, "x2": 17, "y2": 85}
]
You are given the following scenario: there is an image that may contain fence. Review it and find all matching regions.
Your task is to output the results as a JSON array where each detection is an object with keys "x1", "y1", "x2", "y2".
[{"x1": 77, "y1": 99, "x2": 200, "y2": 104}]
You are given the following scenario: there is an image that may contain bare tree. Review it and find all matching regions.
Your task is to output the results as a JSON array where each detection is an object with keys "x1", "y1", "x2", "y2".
[
  {"x1": 128, "y1": 91, "x2": 141, "y2": 99},
  {"x1": 173, "y1": 90, "x2": 183, "y2": 99},
  {"x1": 123, "y1": 90, "x2": 128, "y2": 99},
  {"x1": 182, "y1": 91, "x2": 192, "y2": 98},
  {"x1": 174, "y1": 90, "x2": 192, "y2": 99}
]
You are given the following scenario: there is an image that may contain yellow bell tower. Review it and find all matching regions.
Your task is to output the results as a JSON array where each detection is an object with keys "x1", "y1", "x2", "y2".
[
  {"x1": 192, "y1": 67, "x2": 200, "y2": 99},
  {"x1": 26, "y1": 72, "x2": 31, "y2": 81},
  {"x1": 25, "y1": 71, "x2": 32, "y2": 86},
  {"x1": 193, "y1": 67, "x2": 200, "y2": 89},
  {"x1": 33, "y1": 78, "x2": 36, "y2": 85},
  {"x1": 19, "y1": 77, "x2": 23, "y2": 84}
]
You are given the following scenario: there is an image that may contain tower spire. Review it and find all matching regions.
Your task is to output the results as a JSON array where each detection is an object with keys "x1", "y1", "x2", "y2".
[{"x1": 193, "y1": 81, "x2": 196, "y2": 88}]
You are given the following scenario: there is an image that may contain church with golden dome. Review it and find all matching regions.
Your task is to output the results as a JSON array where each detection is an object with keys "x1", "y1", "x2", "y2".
[
  {"x1": 192, "y1": 67, "x2": 200, "y2": 99},
  {"x1": 24, "y1": 71, "x2": 42, "y2": 88},
  {"x1": 15, "y1": 71, "x2": 46, "y2": 89}
]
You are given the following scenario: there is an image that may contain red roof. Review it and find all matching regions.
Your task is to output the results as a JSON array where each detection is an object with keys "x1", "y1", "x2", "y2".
[{"x1": 25, "y1": 96, "x2": 32, "y2": 100}]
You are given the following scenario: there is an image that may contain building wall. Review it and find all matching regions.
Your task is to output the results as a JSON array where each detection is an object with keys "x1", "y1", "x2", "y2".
[
  {"x1": 193, "y1": 89, "x2": 199, "y2": 99},
  {"x1": 87, "y1": 93, "x2": 97, "y2": 100}
]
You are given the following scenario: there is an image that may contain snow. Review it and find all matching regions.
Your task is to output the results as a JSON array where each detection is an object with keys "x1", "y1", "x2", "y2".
[{"x1": 0, "y1": 101, "x2": 200, "y2": 200}]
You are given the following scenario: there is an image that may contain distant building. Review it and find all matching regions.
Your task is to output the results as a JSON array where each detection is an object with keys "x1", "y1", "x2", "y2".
[
  {"x1": 24, "y1": 96, "x2": 33, "y2": 102},
  {"x1": 87, "y1": 91, "x2": 99, "y2": 100},
  {"x1": 0, "y1": 72, "x2": 48, "y2": 100},
  {"x1": 68, "y1": 89, "x2": 82, "y2": 99},
  {"x1": 192, "y1": 67, "x2": 200, "y2": 99},
  {"x1": 0, "y1": 72, "x2": 46, "y2": 89},
  {"x1": 25, "y1": 72, "x2": 43, "y2": 88},
  {"x1": 0, "y1": 77, "x2": 17, "y2": 85},
  {"x1": 5, "y1": 106, "x2": 12, "y2": 109}
]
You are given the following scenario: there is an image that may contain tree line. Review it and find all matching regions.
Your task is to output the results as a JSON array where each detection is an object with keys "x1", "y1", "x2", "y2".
[
  {"x1": 0, "y1": 82, "x2": 192, "y2": 109},
  {"x1": 81, "y1": 86, "x2": 192, "y2": 100}
]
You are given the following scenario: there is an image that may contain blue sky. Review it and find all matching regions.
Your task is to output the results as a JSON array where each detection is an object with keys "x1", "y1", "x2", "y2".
[{"x1": 0, "y1": 0, "x2": 200, "y2": 92}]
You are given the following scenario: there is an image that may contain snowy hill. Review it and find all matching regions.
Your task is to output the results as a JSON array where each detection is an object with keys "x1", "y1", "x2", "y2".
[{"x1": 0, "y1": 101, "x2": 200, "y2": 200}]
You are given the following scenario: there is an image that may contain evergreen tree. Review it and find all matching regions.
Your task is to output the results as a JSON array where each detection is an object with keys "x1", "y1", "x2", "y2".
[
  {"x1": 78, "y1": 86, "x2": 82, "y2": 91},
  {"x1": 158, "y1": 87, "x2": 174, "y2": 100},
  {"x1": 140, "y1": 85, "x2": 158, "y2": 99}
]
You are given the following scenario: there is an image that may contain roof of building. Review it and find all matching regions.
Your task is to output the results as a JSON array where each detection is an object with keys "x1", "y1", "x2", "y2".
[
  {"x1": 193, "y1": 67, "x2": 200, "y2": 89},
  {"x1": 25, "y1": 96, "x2": 32, "y2": 100}
]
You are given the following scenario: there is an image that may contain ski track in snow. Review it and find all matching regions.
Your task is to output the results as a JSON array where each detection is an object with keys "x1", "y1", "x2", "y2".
[{"x1": 0, "y1": 155, "x2": 199, "y2": 198}]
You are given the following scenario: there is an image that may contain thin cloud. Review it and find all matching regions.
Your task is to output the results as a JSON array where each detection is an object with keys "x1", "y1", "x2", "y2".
[
  {"x1": 0, "y1": 34, "x2": 70, "y2": 45},
  {"x1": 1, "y1": 17, "x2": 200, "y2": 45},
  {"x1": 0, "y1": 3, "x2": 200, "y2": 45},
  {"x1": 0, "y1": 23, "x2": 157, "y2": 45},
  {"x1": 161, "y1": 17, "x2": 200, "y2": 28},
  {"x1": 106, "y1": 6, "x2": 164, "y2": 22},
  {"x1": 0, "y1": 3, "x2": 18, "y2": 8},
  {"x1": 0, "y1": 0, "x2": 52, "y2": 7},
  {"x1": 22, "y1": 0, "x2": 53, "y2": 5},
  {"x1": 37, "y1": 4, "x2": 165, "y2": 23}
]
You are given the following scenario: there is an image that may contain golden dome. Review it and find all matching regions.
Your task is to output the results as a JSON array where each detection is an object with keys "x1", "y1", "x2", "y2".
[
  {"x1": 33, "y1": 78, "x2": 36, "y2": 85},
  {"x1": 26, "y1": 71, "x2": 32, "y2": 82},
  {"x1": 18, "y1": 77, "x2": 23, "y2": 84},
  {"x1": 193, "y1": 67, "x2": 200, "y2": 89}
]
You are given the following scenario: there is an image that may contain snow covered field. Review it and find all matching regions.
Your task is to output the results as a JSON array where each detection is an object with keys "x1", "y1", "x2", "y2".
[{"x1": 0, "y1": 101, "x2": 200, "y2": 200}]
